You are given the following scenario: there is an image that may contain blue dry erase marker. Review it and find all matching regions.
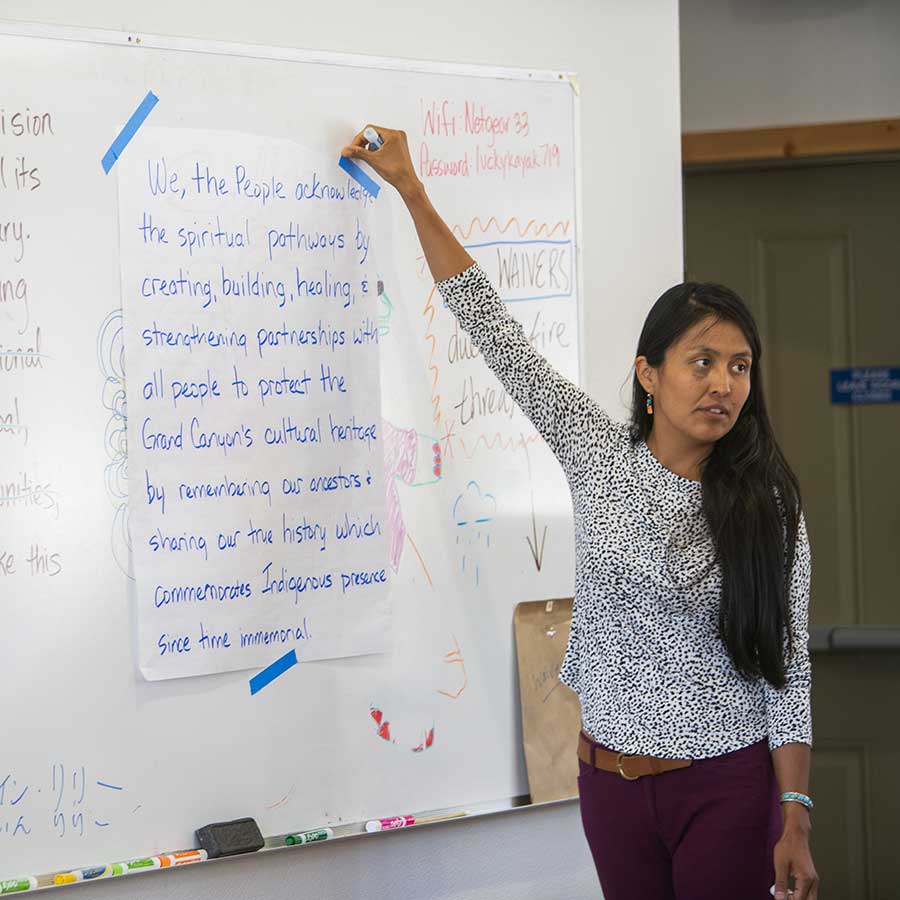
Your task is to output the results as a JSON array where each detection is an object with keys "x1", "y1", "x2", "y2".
[
  {"x1": 53, "y1": 865, "x2": 123, "y2": 884},
  {"x1": 363, "y1": 127, "x2": 384, "y2": 151}
]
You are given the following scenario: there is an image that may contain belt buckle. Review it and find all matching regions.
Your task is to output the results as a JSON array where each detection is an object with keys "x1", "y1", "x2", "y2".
[{"x1": 616, "y1": 752, "x2": 640, "y2": 781}]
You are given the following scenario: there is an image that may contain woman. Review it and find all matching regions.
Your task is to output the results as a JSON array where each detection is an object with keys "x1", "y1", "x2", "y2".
[{"x1": 342, "y1": 126, "x2": 819, "y2": 900}]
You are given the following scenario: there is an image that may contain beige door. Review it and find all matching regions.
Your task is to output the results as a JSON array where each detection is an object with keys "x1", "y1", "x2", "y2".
[{"x1": 685, "y1": 159, "x2": 900, "y2": 899}]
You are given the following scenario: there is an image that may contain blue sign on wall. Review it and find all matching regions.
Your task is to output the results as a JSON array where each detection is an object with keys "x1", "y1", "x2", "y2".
[{"x1": 831, "y1": 367, "x2": 900, "y2": 405}]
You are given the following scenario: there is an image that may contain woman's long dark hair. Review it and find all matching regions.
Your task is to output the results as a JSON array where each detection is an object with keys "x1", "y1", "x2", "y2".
[{"x1": 630, "y1": 282, "x2": 801, "y2": 689}]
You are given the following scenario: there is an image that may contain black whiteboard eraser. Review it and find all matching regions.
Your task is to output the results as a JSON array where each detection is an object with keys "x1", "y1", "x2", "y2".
[{"x1": 196, "y1": 817, "x2": 264, "y2": 858}]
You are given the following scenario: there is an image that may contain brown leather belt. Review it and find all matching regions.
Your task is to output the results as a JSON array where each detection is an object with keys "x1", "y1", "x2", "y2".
[{"x1": 578, "y1": 731, "x2": 693, "y2": 780}]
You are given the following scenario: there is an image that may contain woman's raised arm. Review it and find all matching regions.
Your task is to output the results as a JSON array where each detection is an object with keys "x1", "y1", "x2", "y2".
[
  {"x1": 341, "y1": 126, "x2": 613, "y2": 472},
  {"x1": 342, "y1": 125, "x2": 473, "y2": 281}
]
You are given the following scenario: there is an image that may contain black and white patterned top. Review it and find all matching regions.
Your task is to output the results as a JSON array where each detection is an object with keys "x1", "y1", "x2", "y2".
[{"x1": 437, "y1": 263, "x2": 812, "y2": 759}]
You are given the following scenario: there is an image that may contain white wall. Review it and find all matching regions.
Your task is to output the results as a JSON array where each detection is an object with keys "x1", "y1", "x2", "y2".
[
  {"x1": 681, "y1": 0, "x2": 900, "y2": 131},
  {"x1": 0, "y1": 2, "x2": 682, "y2": 898}
]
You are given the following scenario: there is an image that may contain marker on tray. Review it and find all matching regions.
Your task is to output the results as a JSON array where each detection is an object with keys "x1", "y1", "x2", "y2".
[
  {"x1": 285, "y1": 827, "x2": 334, "y2": 845},
  {"x1": 116, "y1": 857, "x2": 162, "y2": 874},
  {"x1": 53, "y1": 865, "x2": 124, "y2": 884},
  {"x1": 365, "y1": 811, "x2": 466, "y2": 832},
  {"x1": 0, "y1": 878, "x2": 38, "y2": 895},
  {"x1": 157, "y1": 850, "x2": 208, "y2": 867}
]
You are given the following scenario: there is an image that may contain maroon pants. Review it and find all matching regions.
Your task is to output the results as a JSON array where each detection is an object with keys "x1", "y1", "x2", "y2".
[{"x1": 578, "y1": 737, "x2": 782, "y2": 899}]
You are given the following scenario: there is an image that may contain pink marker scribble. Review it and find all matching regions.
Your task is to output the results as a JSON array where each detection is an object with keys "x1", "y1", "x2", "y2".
[{"x1": 382, "y1": 422, "x2": 418, "y2": 572}]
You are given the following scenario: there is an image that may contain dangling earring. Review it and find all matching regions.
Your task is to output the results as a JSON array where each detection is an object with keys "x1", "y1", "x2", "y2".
[{"x1": 646, "y1": 393, "x2": 654, "y2": 415}]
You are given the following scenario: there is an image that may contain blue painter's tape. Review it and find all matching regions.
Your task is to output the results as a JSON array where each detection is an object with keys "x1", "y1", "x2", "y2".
[
  {"x1": 338, "y1": 156, "x2": 380, "y2": 198},
  {"x1": 249, "y1": 649, "x2": 298, "y2": 695},
  {"x1": 101, "y1": 91, "x2": 159, "y2": 174}
]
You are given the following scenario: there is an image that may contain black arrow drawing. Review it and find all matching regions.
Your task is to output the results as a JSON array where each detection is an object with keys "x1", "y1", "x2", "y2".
[
  {"x1": 526, "y1": 505, "x2": 548, "y2": 572},
  {"x1": 523, "y1": 443, "x2": 547, "y2": 572}
]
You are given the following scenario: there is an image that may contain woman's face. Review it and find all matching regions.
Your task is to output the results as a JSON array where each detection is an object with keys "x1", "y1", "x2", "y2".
[{"x1": 639, "y1": 316, "x2": 753, "y2": 447}]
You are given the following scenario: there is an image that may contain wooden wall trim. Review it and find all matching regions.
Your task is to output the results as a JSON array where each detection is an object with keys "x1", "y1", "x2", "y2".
[{"x1": 682, "y1": 118, "x2": 900, "y2": 166}]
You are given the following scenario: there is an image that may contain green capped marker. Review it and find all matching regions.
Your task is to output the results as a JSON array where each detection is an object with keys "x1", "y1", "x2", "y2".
[
  {"x1": 121, "y1": 858, "x2": 162, "y2": 872},
  {"x1": 285, "y1": 827, "x2": 334, "y2": 845},
  {"x1": 0, "y1": 877, "x2": 38, "y2": 895}
]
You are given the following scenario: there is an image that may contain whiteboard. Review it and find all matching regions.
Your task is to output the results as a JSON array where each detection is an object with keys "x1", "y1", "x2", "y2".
[{"x1": 0, "y1": 23, "x2": 580, "y2": 878}]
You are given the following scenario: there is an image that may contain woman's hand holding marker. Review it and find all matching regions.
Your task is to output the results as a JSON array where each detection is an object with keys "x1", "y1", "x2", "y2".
[
  {"x1": 341, "y1": 123, "x2": 473, "y2": 283},
  {"x1": 341, "y1": 125, "x2": 422, "y2": 202}
]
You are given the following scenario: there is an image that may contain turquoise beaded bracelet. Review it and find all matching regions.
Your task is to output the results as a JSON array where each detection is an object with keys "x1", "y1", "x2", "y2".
[{"x1": 780, "y1": 791, "x2": 813, "y2": 811}]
